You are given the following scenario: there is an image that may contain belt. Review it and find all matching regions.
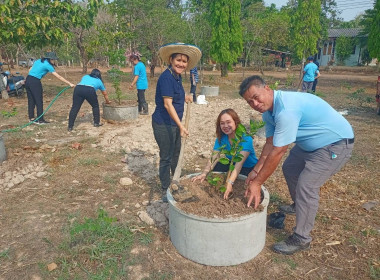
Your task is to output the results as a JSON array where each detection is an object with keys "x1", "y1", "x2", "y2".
[{"x1": 332, "y1": 138, "x2": 354, "y2": 145}]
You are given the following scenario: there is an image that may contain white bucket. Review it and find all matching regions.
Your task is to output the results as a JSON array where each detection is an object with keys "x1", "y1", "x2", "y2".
[{"x1": 168, "y1": 174, "x2": 269, "y2": 266}]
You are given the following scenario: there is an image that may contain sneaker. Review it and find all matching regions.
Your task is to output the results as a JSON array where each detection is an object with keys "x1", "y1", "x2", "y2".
[
  {"x1": 94, "y1": 123, "x2": 103, "y2": 127},
  {"x1": 34, "y1": 119, "x2": 50, "y2": 125},
  {"x1": 279, "y1": 203, "x2": 296, "y2": 215},
  {"x1": 162, "y1": 189, "x2": 168, "y2": 203},
  {"x1": 273, "y1": 233, "x2": 311, "y2": 255},
  {"x1": 68, "y1": 127, "x2": 73, "y2": 132}
]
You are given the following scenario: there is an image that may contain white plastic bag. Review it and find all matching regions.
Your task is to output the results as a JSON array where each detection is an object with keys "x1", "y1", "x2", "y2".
[{"x1": 196, "y1": 95, "x2": 208, "y2": 105}]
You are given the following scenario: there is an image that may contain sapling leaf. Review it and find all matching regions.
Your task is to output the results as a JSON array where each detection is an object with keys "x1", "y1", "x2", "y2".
[
  {"x1": 219, "y1": 186, "x2": 226, "y2": 193},
  {"x1": 229, "y1": 165, "x2": 235, "y2": 171},
  {"x1": 219, "y1": 158, "x2": 230, "y2": 165}
]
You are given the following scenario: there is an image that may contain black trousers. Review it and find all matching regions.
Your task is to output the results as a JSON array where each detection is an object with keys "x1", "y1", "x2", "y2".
[
  {"x1": 68, "y1": 85, "x2": 100, "y2": 128},
  {"x1": 152, "y1": 120, "x2": 181, "y2": 190},
  {"x1": 25, "y1": 75, "x2": 44, "y2": 120},
  {"x1": 137, "y1": 89, "x2": 147, "y2": 109}
]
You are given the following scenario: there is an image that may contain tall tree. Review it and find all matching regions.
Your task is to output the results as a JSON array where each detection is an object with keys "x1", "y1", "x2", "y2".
[
  {"x1": 209, "y1": 0, "x2": 243, "y2": 77},
  {"x1": 290, "y1": 0, "x2": 321, "y2": 72},
  {"x1": 367, "y1": 0, "x2": 380, "y2": 68}
]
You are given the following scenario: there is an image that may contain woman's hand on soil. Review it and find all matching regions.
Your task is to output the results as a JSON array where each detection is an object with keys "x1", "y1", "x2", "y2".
[
  {"x1": 223, "y1": 184, "x2": 233, "y2": 200},
  {"x1": 245, "y1": 183, "x2": 261, "y2": 209},
  {"x1": 105, "y1": 100, "x2": 111, "y2": 104},
  {"x1": 191, "y1": 173, "x2": 206, "y2": 183}
]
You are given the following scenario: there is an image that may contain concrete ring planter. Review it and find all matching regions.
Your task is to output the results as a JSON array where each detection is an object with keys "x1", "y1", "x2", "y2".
[
  {"x1": 200, "y1": 86, "x2": 219, "y2": 96},
  {"x1": 168, "y1": 173, "x2": 270, "y2": 266},
  {"x1": 102, "y1": 102, "x2": 138, "y2": 121},
  {"x1": 0, "y1": 133, "x2": 7, "y2": 163}
]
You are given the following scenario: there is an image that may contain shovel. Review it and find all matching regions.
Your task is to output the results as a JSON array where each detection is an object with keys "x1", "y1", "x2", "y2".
[{"x1": 170, "y1": 102, "x2": 199, "y2": 203}]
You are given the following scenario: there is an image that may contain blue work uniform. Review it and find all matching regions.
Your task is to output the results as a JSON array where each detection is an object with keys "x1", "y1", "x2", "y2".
[
  {"x1": 28, "y1": 59, "x2": 55, "y2": 80},
  {"x1": 134, "y1": 61, "x2": 148, "y2": 90},
  {"x1": 263, "y1": 90, "x2": 354, "y2": 151},
  {"x1": 213, "y1": 134, "x2": 258, "y2": 168},
  {"x1": 78, "y1": 75, "x2": 106, "y2": 91}
]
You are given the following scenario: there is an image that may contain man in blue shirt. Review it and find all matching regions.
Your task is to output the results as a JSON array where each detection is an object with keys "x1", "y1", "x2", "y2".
[
  {"x1": 239, "y1": 75, "x2": 354, "y2": 255},
  {"x1": 302, "y1": 56, "x2": 320, "y2": 93}
]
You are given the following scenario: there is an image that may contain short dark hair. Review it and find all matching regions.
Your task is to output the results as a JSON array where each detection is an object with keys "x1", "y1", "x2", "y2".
[
  {"x1": 90, "y1": 68, "x2": 103, "y2": 82},
  {"x1": 239, "y1": 75, "x2": 266, "y2": 96},
  {"x1": 129, "y1": 54, "x2": 140, "y2": 61}
]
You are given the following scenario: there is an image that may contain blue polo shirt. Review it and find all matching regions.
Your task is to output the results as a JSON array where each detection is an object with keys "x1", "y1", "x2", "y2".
[
  {"x1": 213, "y1": 134, "x2": 258, "y2": 168},
  {"x1": 303, "y1": 62, "x2": 319, "y2": 82},
  {"x1": 78, "y1": 75, "x2": 105, "y2": 91},
  {"x1": 134, "y1": 61, "x2": 148, "y2": 90},
  {"x1": 263, "y1": 90, "x2": 354, "y2": 152},
  {"x1": 28, "y1": 59, "x2": 55, "y2": 79},
  {"x1": 152, "y1": 68, "x2": 185, "y2": 126}
]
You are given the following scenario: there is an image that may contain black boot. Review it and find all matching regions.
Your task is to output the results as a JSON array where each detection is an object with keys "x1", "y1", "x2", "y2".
[
  {"x1": 141, "y1": 103, "x2": 148, "y2": 115},
  {"x1": 138, "y1": 104, "x2": 143, "y2": 113}
]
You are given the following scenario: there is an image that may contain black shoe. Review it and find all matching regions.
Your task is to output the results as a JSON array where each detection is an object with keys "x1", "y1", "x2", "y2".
[
  {"x1": 273, "y1": 233, "x2": 311, "y2": 255},
  {"x1": 34, "y1": 119, "x2": 50, "y2": 125},
  {"x1": 68, "y1": 127, "x2": 73, "y2": 132},
  {"x1": 94, "y1": 123, "x2": 103, "y2": 127},
  {"x1": 279, "y1": 203, "x2": 296, "y2": 215},
  {"x1": 162, "y1": 189, "x2": 168, "y2": 203}
]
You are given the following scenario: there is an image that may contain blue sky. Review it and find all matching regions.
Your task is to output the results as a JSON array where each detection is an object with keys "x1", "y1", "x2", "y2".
[{"x1": 264, "y1": 0, "x2": 375, "y2": 21}]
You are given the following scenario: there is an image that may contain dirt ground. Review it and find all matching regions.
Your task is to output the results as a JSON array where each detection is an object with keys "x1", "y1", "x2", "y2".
[{"x1": 0, "y1": 66, "x2": 379, "y2": 280}]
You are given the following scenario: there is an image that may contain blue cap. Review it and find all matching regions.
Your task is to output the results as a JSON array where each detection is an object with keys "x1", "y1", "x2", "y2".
[{"x1": 307, "y1": 56, "x2": 314, "y2": 61}]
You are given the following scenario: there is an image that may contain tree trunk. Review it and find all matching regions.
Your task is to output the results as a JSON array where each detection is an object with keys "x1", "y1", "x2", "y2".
[{"x1": 221, "y1": 63, "x2": 228, "y2": 77}]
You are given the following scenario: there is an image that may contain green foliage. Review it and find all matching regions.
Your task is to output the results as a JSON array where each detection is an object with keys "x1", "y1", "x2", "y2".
[
  {"x1": 285, "y1": 73, "x2": 296, "y2": 88},
  {"x1": 0, "y1": 248, "x2": 10, "y2": 261},
  {"x1": 336, "y1": 36, "x2": 355, "y2": 64},
  {"x1": 348, "y1": 88, "x2": 372, "y2": 106},
  {"x1": 368, "y1": 0, "x2": 380, "y2": 63},
  {"x1": 107, "y1": 68, "x2": 127, "y2": 105},
  {"x1": 209, "y1": 0, "x2": 243, "y2": 77},
  {"x1": 290, "y1": 0, "x2": 321, "y2": 60},
  {"x1": 1, "y1": 107, "x2": 17, "y2": 118},
  {"x1": 369, "y1": 259, "x2": 380, "y2": 279},
  {"x1": 52, "y1": 208, "x2": 135, "y2": 279},
  {"x1": 269, "y1": 80, "x2": 280, "y2": 90}
]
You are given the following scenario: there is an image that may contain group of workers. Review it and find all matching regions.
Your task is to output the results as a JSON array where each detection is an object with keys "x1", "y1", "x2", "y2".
[
  {"x1": 12, "y1": 43, "x2": 354, "y2": 256},
  {"x1": 153, "y1": 43, "x2": 353, "y2": 256}
]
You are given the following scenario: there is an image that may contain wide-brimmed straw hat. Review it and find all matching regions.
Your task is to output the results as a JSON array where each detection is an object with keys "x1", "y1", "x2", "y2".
[
  {"x1": 43, "y1": 52, "x2": 59, "y2": 60},
  {"x1": 159, "y1": 43, "x2": 202, "y2": 70}
]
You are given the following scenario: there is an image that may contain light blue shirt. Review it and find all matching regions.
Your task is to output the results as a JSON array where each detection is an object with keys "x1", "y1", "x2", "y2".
[
  {"x1": 78, "y1": 75, "x2": 105, "y2": 91},
  {"x1": 263, "y1": 90, "x2": 354, "y2": 152},
  {"x1": 213, "y1": 134, "x2": 258, "y2": 168},
  {"x1": 28, "y1": 59, "x2": 55, "y2": 79},
  {"x1": 134, "y1": 61, "x2": 148, "y2": 90},
  {"x1": 303, "y1": 62, "x2": 319, "y2": 82}
]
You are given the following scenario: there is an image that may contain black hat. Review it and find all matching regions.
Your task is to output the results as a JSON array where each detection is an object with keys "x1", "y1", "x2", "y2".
[{"x1": 307, "y1": 56, "x2": 314, "y2": 61}]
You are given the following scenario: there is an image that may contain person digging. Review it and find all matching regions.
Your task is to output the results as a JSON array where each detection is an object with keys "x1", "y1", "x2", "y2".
[{"x1": 240, "y1": 75, "x2": 354, "y2": 255}]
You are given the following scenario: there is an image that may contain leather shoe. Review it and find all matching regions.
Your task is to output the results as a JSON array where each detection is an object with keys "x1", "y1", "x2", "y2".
[{"x1": 273, "y1": 233, "x2": 310, "y2": 255}]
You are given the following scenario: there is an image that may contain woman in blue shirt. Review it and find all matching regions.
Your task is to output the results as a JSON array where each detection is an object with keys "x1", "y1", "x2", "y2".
[
  {"x1": 129, "y1": 54, "x2": 148, "y2": 115},
  {"x1": 152, "y1": 43, "x2": 202, "y2": 202},
  {"x1": 25, "y1": 52, "x2": 74, "y2": 124},
  {"x1": 68, "y1": 69, "x2": 110, "y2": 131},
  {"x1": 192, "y1": 109, "x2": 258, "y2": 199}
]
